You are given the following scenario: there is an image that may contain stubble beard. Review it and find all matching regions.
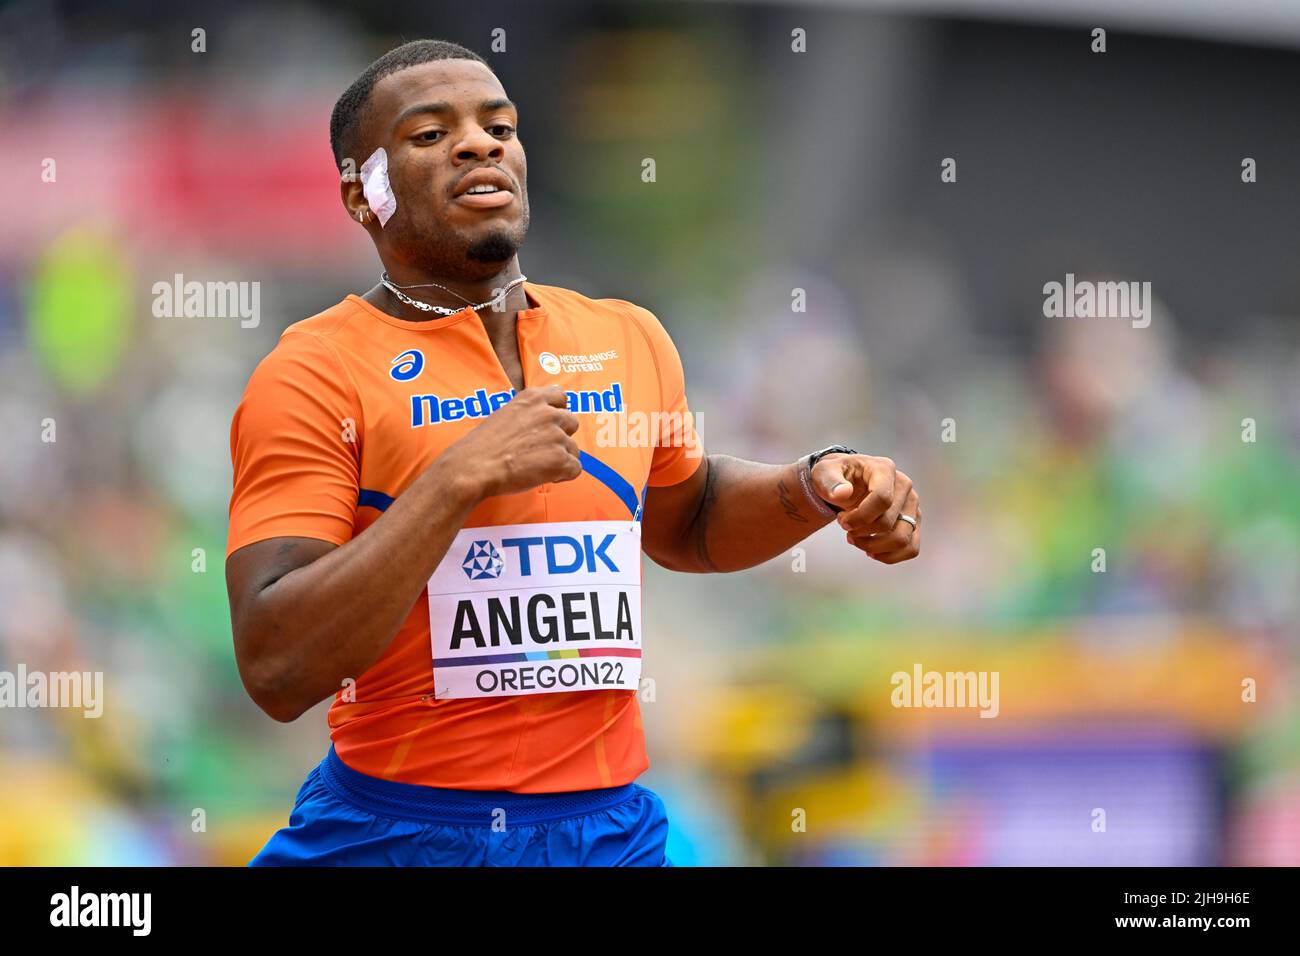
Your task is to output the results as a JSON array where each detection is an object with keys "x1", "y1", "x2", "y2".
[{"x1": 398, "y1": 201, "x2": 531, "y2": 282}]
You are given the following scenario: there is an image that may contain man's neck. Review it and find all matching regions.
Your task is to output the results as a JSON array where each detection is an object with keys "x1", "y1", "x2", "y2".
[{"x1": 363, "y1": 259, "x2": 530, "y2": 326}]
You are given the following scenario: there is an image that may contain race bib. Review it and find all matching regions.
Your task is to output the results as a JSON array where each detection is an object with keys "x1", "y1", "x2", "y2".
[{"x1": 427, "y1": 520, "x2": 642, "y2": 699}]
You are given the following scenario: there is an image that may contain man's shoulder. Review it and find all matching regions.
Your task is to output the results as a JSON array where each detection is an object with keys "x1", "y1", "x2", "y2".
[
  {"x1": 532, "y1": 283, "x2": 664, "y2": 335},
  {"x1": 248, "y1": 297, "x2": 375, "y2": 376},
  {"x1": 240, "y1": 298, "x2": 368, "y2": 389},
  {"x1": 278, "y1": 296, "x2": 366, "y2": 343}
]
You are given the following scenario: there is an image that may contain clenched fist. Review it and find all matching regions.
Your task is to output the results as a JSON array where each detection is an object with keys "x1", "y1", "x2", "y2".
[{"x1": 445, "y1": 386, "x2": 583, "y2": 499}]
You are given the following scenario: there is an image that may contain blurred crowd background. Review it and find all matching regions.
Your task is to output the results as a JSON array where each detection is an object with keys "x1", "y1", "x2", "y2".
[{"x1": 2, "y1": 0, "x2": 1298, "y2": 865}]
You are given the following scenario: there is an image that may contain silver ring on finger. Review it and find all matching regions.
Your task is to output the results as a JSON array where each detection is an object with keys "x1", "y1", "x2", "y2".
[{"x1": 897, "y1": 514, "x2": 918, "y2": 532}]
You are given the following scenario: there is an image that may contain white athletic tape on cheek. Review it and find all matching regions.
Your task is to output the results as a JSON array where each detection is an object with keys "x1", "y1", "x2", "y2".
[{"x1": 359, "y1": 147, "x2": 397, "y2": 226}]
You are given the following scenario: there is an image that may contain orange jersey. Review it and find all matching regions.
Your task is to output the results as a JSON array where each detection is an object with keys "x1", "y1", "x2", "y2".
[{"x1": 227, "y1": 284, "x2": 704, "y2": 792}]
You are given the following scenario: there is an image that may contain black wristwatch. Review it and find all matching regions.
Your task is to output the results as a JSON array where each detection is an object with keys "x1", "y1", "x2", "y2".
[{"x1": 802, "y1": 444, "x2": 858, "y2": 515}]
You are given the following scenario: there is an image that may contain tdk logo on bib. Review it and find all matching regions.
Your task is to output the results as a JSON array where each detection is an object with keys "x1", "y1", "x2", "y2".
[
  {"x1": 462, "y1": 541, "x2": 504, "y2": 580},
  {"x1": 500, "y1": 534, "x2": 620, "y2": 575},
  {"x1": 461, "y1": 534, "x2": 620, "y2": 579}
]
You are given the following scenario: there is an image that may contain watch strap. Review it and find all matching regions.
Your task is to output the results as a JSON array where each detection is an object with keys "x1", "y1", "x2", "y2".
[{"x1": 801, "y1": 444, "x2": 858, "y2": 516}]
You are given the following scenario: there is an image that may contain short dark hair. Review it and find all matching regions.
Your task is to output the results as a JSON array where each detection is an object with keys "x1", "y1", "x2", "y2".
[{"x1": 329, "y1": 39, "x2": 490, "y2": 170}]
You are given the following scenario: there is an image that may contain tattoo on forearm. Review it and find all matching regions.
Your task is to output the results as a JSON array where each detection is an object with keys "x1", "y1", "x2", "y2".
[
  {"x1": 777, "y1": 476, "x2": 811, "y2": 523},
  {"x1": 692, "y1": 456, "x2": 723, "y2": 572}
]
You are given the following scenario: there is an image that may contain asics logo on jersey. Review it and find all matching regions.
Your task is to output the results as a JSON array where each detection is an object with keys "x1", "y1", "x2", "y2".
[{"x1": 390, "y1": 349, "x2": 425, "y2": 381}]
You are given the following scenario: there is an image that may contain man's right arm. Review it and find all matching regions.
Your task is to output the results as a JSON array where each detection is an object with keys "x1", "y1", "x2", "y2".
[{"x1": 226, "y1": 385, "x2": 581, "y2": 723}]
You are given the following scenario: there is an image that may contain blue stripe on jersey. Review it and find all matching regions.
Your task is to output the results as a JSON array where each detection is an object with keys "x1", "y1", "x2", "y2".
[
  {"x1": 578, "y1": 451, "x2": 640, "y2": 520},
  {"x1": 357, "y1": 453, "x2": 639, "y2": 521}
]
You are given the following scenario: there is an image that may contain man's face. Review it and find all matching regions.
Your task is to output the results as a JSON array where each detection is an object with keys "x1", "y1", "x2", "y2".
[{"x1": 361, "y1": 58, "x2": 529, "y2": 278}]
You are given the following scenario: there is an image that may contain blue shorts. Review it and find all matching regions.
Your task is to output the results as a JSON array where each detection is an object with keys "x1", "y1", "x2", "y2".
[{"x1": 249, "y1": 746, "x2": 673, "y2": 867}]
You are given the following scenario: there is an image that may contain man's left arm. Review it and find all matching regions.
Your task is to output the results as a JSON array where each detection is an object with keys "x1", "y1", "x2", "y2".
[{"x1": 641, "y1": 450, "x2": 921, "y2": 574}]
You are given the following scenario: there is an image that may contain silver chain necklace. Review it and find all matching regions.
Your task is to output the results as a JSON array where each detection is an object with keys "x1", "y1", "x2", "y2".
[{"x1": 380, "y1": 271, "x2": 527, "y2": 316}]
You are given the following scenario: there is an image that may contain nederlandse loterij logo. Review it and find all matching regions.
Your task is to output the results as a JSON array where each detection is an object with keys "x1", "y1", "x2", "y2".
[
  {"x1": 463, "y1": 540, "x2": 504, "y2": 580},
  {"x1": 544, "y1": 350, "x2": 618, "y2": 372}
]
